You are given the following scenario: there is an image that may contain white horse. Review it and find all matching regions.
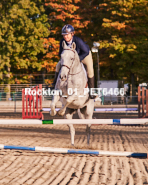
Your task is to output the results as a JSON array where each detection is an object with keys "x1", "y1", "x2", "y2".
[{"x1": 50, "y1": 41, "x2": 94, "y2": 145}]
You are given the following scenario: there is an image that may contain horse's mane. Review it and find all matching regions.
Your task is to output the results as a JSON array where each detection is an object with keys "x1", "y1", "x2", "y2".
[{"x1": 73, "y1": 49, "x2": 80, "y2": 64}]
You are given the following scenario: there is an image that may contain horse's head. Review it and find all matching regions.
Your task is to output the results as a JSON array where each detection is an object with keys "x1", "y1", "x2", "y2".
[{"x1": 60, "y1": 41, "x2": 77, "y2": 81}]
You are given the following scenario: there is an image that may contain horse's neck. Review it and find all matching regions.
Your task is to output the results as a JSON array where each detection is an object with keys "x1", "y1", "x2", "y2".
[
  {"x1": 70, "y1": 56, "x2": 82, "y2": 74},
  {"x1": 68, "y1": 57, "x2": 87, "y2": 89}
]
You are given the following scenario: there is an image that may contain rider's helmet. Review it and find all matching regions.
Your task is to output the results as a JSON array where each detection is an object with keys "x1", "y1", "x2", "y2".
[{"x1": 61, "y1": 24, "x2": 75, "y2": 35}]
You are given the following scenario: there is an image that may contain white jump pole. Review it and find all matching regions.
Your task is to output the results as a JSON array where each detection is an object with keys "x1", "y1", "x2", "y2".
[
  {"x1": 0, "y1": 119, "x2": 148, "y2": 125},
  {"x1": 42, "y1": 119, "x2": 148, "y2": 125},
  {"x1": 42, "y1": 108, "x2": 138, "y2": 112},
  {"x1": 0, "y1": 119, "x2": 42, "y2": 125},
  {"x1": 0, "y1": 144, "x2": 147, "y2": 158}
]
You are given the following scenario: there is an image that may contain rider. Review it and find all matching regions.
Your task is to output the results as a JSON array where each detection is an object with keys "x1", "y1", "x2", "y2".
[{"x1": 52, "y1": 24, "x2": 96, "y2": 99}]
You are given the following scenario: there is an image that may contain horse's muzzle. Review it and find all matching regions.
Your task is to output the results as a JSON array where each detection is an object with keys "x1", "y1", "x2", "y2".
[{"x1": 60, "y1": 74, "x2": 67, "y2": 81}]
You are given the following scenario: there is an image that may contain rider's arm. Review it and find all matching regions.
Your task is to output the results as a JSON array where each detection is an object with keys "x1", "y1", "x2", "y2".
[{"x1": 76, "y1": 37, "x2": 90, "y2": 61}]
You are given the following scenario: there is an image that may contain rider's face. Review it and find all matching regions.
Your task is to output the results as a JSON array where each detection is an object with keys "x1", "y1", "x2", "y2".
[{"x1": 63, "y1": 33, "x2": 73, "y2": 42}]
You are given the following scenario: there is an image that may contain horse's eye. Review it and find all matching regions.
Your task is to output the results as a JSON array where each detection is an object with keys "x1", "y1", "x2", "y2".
[{"x1": 71, "y1": 58, "x2": 74, "y2": 60}]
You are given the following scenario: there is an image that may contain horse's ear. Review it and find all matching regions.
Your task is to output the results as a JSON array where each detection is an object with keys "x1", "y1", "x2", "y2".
[
  {"x1": 72, "y1": 42, "x2": 76, "y2": 50},
  {"x1": 62, "y1": 41, "x2": 66, "y2": 49}
]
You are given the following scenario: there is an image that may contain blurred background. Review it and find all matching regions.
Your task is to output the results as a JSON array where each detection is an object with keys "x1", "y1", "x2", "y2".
[{"x1": 0, "y1": 0, "x2": 148, "y2": 111}]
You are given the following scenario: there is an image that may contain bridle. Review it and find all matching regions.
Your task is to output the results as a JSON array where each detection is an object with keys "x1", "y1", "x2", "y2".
[
  {"x1": 61, "y1": 48, "x2": 88, "y2": 89},
  {"x1": 61, "y1": 49, "x2": 81, "y2": 75}
]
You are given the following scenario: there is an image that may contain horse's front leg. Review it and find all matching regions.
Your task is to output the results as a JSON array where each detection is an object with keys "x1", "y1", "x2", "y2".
[
  {"x1": 58, "y1": 94, "x2": 75, "y2": 116},
  {"x1": 65, "y1": 108, "x2": 76, "y2": 146},
  {"x1": 50, "y1": 94, "x2": 60, "y2": 116}
]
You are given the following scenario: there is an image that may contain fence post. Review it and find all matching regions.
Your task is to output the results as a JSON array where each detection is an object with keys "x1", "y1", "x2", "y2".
[
  {"x1": 142, "y1": 87, "x2": 145, "y2": 118},
  {"x1": 14, "y1": 93, "x2": 16, "y2": 113}
]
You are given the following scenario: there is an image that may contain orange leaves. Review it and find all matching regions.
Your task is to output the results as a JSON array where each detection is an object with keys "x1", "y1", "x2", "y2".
[
  {"x1": 103, "y1": 18, "x2": 112, "y2": 23},
  {"x1": 103, "y1": 19, "x2": 126, "y2": 31},
  {"x1": 47, "y1": 2, "x2": 64, "y2": 10},
  {"x1": 111, "y1": 22, "x2": 126, "y2": 30},
  {"x1": 43, "y1": 0, "x2": 92, "y2": 73},
  {"x1": 45, "y1": 0, "x2": 91, "y2": 33},
  {"x1": 42, "y1": 57, "x2": 57, "y2": 73},
  {"x1": 99, "y1": 3, "x2": 108, "y2": 7},
  {"x1": 73, "y1": 0, "x2": 81, "y2": 3},
  {"x1": 42, "y1": 36, "x2": 60, "y2": 73}
]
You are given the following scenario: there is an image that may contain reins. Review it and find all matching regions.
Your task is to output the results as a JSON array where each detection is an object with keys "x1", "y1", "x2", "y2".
[{"x1": 61, "y1": 48, "x2": 82, "y2": 75}]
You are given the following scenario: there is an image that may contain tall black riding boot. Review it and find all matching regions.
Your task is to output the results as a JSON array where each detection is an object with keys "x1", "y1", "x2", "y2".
[
  {"x1": 88, "y1": 76, "x2": 96, "y2": 99},
  {"x1": 51, "y1": 72, "x2": 59, "y2": 90}
]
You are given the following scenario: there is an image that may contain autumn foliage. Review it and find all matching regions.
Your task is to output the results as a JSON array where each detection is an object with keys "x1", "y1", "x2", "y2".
[{"x1": 0, "y1": 0, "x2": 148, "y2": 86}]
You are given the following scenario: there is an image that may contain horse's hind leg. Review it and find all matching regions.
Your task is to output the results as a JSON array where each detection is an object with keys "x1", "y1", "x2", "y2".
[
  {"x1": 65, "y1": 108, "x2": 76, "y2": 146},
  {"x1": 85, "y1": 100, "x2": 94, "y2": 145},
  {"x1": 79, "y1": 100, "x2": 94, "y2": 145},
  {"x1": 78, "y1": 107, "x2": 90, "y2": 145}
]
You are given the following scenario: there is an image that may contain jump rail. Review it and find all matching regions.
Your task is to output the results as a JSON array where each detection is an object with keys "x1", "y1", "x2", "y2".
[
  {"x1": 138, "y1": 86, "x2": 148, "y2": 118},
  {"x1": 42, "y1": 108, "x2": 138, "y2": 112},
  {"x1": 0, "y1": 119, "x2": 148, "y2": 125},
  {"x1": 0, "y1": 144, "x2": 147, "y2": 158},
  {"x1": 22, "y1": 84, "x2": 42, "y2": 119}
]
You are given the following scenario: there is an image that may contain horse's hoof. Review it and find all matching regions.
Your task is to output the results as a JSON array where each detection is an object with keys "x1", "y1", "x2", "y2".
[
  {"x1": 58, "y1": 110, "x2": 65, "y2": 116},
  {"x1": 71, "y1": 143, "x2": 74, "y2": 146},
  {"x1": 50, "y1": 110, "x2": 57, "y2": 116}
]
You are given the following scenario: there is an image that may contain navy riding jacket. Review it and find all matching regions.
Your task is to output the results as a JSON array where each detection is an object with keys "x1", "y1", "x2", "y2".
[{"x1": 59, "y1": 36, "x2": 90, "y2": 61}]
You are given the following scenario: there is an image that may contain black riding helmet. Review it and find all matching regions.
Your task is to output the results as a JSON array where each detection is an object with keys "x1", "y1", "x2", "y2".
[{"x1": 61, "y1": 24, "x2": 75, "y2": 35}]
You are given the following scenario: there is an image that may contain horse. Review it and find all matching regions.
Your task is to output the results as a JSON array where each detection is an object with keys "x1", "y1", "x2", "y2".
[{"x1": 50, "y1": 41, "x2": 94, "y2": 146}]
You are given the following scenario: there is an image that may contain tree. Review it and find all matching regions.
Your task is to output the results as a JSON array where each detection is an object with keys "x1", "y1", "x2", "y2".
[
  {"x1": 43, "y1": 0, "x2": 91, "y2": 70},
  {"x1": 88, "y1": 0, "x2": 148, "y2": 90},
  {"x1": 1, "y1": 0, "x2": 147, "y2": 89},
  {"x1": 0, "y1": 0, "x2": 50, "y2": 84}
]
